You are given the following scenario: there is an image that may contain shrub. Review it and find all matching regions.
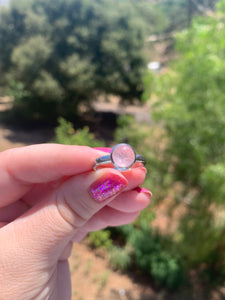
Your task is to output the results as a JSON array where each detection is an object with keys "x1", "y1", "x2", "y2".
[
  {"x1": 53, "y1": 117, "x2": 105, "y2": 147},
  {"x1": 89, "y1": 230, "x2": 112, "y2": 250},
  {"x1": 111, "y1": 222, "x2": 183, "y2": 290},
  {"x1": 109, "y1": 245, "x2": 132, "y2": 271},
  {"x1": 200, "y1": 163, "x2": 225, "y2": 204},
  {"x1": 128, "y1": 225, "x2": 183, "y2": 290}
]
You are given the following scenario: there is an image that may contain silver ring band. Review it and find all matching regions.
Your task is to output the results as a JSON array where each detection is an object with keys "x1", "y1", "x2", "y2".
[{"x1": 93, "y1": 143, "x2": 145, "y2": 171}]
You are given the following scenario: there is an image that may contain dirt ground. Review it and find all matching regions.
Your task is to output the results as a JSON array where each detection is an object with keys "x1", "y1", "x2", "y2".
[{"x1": 69, "y1": 242, "x2": 161, "y2": 300}]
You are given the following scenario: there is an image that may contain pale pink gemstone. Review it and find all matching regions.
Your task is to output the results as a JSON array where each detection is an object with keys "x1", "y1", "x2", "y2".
[{"x1": 112, "y1": 144, "x2": 135, "y2": 168}]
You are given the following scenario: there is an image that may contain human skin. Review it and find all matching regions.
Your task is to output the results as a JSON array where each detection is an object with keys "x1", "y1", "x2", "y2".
[{"x1": 0, "y1": 144, "x2": 151, "y2": 300}]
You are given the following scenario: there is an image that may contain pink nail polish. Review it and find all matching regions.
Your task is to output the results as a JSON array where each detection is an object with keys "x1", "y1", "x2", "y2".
[
  {"x1": 89, "y1": 173, "x2": 128, "y2": 202},
  {"x1": 93, "y1": 147, "x2": 112, "y2": 153},
  {"x1": 136, "y1": 187, "x2": 152, "y2": 197}
]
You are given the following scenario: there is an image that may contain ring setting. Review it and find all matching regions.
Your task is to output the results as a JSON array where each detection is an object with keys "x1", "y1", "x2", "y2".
[{"x1": 94, "y1": 143, "x2": 145, "y2": 171}]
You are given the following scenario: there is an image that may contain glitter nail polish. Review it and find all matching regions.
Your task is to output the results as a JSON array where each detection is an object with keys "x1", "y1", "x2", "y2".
[{"x1": 89, "y1": 173, "x2": 128, "y2": 202}]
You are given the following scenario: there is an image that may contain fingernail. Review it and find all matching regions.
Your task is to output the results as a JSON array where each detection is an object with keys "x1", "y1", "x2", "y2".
[
  {"x1": 89, "y1": 173, "x2": 128, "y2": 202},
  {"x1": 136, "y1": 187, "x2": 152, "y2": 198},
  {"x1": 93, "y1": 147, "x2": 112, "y2": 153}
]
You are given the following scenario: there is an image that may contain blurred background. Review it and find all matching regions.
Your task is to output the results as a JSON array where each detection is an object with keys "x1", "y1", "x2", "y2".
[{"x1": 0, "y1": 0, "x2": 225, "y2": 299}]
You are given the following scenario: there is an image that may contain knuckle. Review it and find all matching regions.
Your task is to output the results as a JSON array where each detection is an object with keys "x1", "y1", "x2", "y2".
[{"x1": 55, "y1": 195, "x2": 87, "y2": 230}]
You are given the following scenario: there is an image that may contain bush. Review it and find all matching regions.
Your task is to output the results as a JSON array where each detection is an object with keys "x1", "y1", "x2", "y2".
[
  {"x1": 89, "y1": 230, "x2": 112, "y2": 250},
  {"x1": 53, "y1": 117, "x2": 105, "y2": 147},
  {"x1": 200, "y1": 163, "x2": 225, "y2": 204},
  {"x1": 109, "y1": 245, "x2": 132, "y2": 271},
  {"x1": 111, "y1": 222, "x2": 183, "y2": 290},
  {"x1": 128, "y1": 224, "x2": 183, "y2": 290}
]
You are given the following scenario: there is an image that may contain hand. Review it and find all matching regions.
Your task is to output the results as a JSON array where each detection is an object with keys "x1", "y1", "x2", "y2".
[{"x1": 0, "y1": 144, "x2": 151, "y2": 300}]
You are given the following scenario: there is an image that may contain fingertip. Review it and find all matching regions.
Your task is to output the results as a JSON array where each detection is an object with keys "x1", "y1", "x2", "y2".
[
  {"x1": 121, "y1": 166, "x2": 147, "y2": 191},
  {"x1": 134, "y1": 187, "x2": 152, "y2": 209},
  {"x1": 135, "y1": 186, "x2": 152, "y2": 198},
  {"x1": 108, "y1": 186, "x2": 151, "y2": 213}
]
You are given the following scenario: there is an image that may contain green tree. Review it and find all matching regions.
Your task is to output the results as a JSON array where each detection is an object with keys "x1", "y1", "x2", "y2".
[
  {"x1": 0, "y1": 0, "x2": 149, "y2": 121},
  {"x1": 131, "y1": 0, "x2": 167, "y2": 34},
  {"x1": 156, "y1": 0, "x2": 219, "y2": 31},
  {"x1": 154, "y1": 1, "x2": 225, "y2": 281}
]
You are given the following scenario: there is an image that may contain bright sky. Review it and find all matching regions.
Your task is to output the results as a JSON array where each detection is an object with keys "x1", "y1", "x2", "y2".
[{"x1": 0, "y1": 0, "x2": 10, "y2": 6}]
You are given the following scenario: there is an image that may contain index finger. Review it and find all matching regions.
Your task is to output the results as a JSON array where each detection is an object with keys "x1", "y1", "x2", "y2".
[{"x1": 0, "y1": 144, "x2": 102, "y2": 207}]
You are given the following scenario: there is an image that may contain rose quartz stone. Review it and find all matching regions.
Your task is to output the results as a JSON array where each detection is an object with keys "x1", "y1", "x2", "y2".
[{"x1": 112, "y1": 144, "x2": 135, "y2": 168}]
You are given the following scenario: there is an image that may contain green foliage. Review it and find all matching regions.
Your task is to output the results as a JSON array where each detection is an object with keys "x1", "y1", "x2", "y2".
[
  {"x1": 131, "y1": 0, "x2": 167, "y2": 34},
  {"x1": 93, "y1": 223, "x2": 183, "y2": 290},
  {"x1": 89, "y1": 230, "x2": 112, "y2": 249},
  {"x1": 54, "y1": 117, "x2": 105, "y2": 147},
  {"x1": 114, "y1": 223, "x2": 183, "y2": 290},
  {"x1": 109, "y1": 245, "x2": 132, "y2": 271},
  {"x1": 153, "y1": 3, "x2": 225, "y2": 282},
  {"x1": 132, "y1": 231, "x2": 183, "y2": 290},
  {"x1": 0, "y1": 3, "x2": 26, "y2": 77},
  {"x1": 141, "y1": 70, "x2": 154, "y2": 103},
  {"x1": 176, "y1": 206, "x2": 224, "y2": 274},
  {"x1": 154, "y1": 5, "x2": 225, "y2": 188},
  {"x1": 200, "y1": 163, "x2": 225, "y2": 203},
  {"x1": 136, "y1": 228, "x2": 181, "y2": 290},
  {"x1": 0, "y1": 0, "x2": 152, "y2": 121},
  {"x1": 156, "y1": 0, "x2": 218, "y2": 32},
  {"x1": 8, "y1": 80, "x2": 30, "y2": 101},
  {"x1": 156, "y1": 0, "x2": 189, "y2": 30},
  {"x1": 113, "y1": 2, "x2": 225, "y2": 287},
  {"x1": 87, "y1": 207, "x2": 183, "y2": 290}
]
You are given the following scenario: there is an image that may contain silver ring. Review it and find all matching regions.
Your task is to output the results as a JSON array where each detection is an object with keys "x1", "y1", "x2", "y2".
[{"x1": 93, "y1": 143, "x2": 145, "y2": 171}]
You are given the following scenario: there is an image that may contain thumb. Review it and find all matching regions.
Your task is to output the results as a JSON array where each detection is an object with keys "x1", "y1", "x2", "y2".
[{"x1": 0, "y1": 169, "x2": 128, "y2": 263}]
